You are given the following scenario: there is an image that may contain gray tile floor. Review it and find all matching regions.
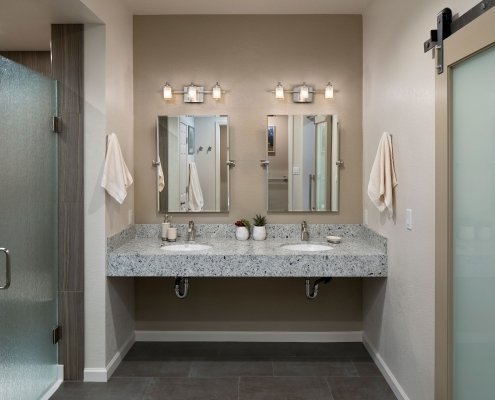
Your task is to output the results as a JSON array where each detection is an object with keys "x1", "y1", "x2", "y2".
[{"x1": 52, "y1": 342, "x2": 397, "y2": 400}]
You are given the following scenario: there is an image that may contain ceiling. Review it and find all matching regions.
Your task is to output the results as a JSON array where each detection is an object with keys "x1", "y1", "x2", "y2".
[
  {"x1": 0, "y1": 0, "x2": 100, "y2": 50},
  {"x1": 0, "y1": 0, "x2": 369, "y2": 50},
  {"x1": 124, "y1": 0, "x2": 370, "y2": 15}
]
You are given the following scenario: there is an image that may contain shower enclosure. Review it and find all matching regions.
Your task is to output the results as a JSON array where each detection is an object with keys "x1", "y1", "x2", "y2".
[{"x1": 0, "y1": 56, "x2": 59, "y2": 398}]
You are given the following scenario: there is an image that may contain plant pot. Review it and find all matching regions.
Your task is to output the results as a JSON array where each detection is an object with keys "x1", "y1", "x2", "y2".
[
  {"x1": 252, "y1": 226, "x2": 266, "y2": 241},
  {"x1": 235, "y1": 226, "x2": 250, "y2": 241}
]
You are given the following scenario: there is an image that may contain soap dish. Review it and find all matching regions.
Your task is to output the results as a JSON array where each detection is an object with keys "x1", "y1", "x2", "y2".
[{"x1": 326, "y1": 235, "x2": 342, "y2": 244}]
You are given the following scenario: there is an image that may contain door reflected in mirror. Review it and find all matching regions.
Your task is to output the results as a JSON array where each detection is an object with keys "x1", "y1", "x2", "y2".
[
  {"x1": 266, "y1": 115, "x2": 340, "y2": 213},
  {"x1": 157, "y1": 115, "x2": 230, "y2": 213}
]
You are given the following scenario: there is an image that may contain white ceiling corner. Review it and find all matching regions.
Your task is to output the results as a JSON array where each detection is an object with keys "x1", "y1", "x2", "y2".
[{"x1": 123, "y1": 0, "x2": 370, "y2": 15}]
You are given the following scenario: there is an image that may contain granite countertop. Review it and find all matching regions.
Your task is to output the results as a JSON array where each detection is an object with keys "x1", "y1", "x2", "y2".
[{"x1": 106, "y1": 224, "x2": 388, "y2": 278}]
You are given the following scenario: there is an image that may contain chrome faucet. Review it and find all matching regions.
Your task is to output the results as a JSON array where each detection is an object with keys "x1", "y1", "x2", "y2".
[
  {"x1": 301, "y1": 221, "x2": 309, "y2": 241},
  {"x1": 187, "y1": 220, "x2": 196, "y2": 242}
]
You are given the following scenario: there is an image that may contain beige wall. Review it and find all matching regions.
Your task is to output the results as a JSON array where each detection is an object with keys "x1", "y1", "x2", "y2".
[
  {"x1": 136, "y1": 278, "x2": 363, "y2": 332},
  {"x1": 81, "y1": 0, "x2": 135, "y2": 372},
  {"x1": 133, "y1": 15, "x2": 362, "y2": 225},
  {"x1": 133, "y1": 15, "x2": 363, "y2": 333},
  {"x1": 362, "y1": 0, "x2": 479, "y2": 399}
]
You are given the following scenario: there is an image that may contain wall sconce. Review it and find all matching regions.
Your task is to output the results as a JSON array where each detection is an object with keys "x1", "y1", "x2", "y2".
[
  {"x1": 162, "y1": 82, "x2": 227, "y2": 103},
  {"x1": 268, "y1": 82, "x2": 335, "y2": 103}
]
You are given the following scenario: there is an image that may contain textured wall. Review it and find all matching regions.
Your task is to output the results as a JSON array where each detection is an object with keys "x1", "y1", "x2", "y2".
[
  {"x1": 133, "y1": 15, "x2": 362, "y2": 225},
  {"x1": 81, "y1": 0, "x2": 136, "y2": 372},
  {"x1": 132, "y1": 15, "x2": 364, "y2": 332},
  {"x1": 362, "y1": 1, "x2": 480, "y2": 399}
]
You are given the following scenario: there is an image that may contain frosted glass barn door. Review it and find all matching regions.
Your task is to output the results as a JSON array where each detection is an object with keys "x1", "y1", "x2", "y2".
[
  {"x1": 452, "y1": 45, "x2": 495, "y2": 399},
  {"x1": 0, "y1": 56, "x2": 58, "y2": 399}
]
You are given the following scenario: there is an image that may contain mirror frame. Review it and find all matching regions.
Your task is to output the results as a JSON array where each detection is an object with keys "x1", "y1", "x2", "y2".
[
  {"x1": 156, "y1": 115, "x2": 231, "y2": 214},
  {"x1": 265, "y1": 114, "x2": 341, "y2": 214}
]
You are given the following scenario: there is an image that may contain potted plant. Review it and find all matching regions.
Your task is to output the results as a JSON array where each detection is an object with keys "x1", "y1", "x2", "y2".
[
  {"x1": 234, "y1": 219, "x2": 251, "y2": 241},
  {"x1": 252, "y1": 214, "x2": 267, "y2": 241}
]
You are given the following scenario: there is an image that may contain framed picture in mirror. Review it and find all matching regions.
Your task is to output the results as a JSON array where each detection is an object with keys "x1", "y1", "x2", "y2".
[{"x1": 267, "y1": 125, "x2": 276, "y2": 155}]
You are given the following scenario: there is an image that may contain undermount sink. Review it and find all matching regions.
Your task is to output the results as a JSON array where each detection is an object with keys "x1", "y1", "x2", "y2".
[
  {"x1": 161, "y1": 243, "x2": 212, "y2": 252},
  {"x1": 282, "y1": 243, "x2": 333, "y2": 252}
]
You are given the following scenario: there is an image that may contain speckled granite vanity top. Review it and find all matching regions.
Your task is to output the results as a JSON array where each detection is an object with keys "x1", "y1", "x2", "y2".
[{"x1": 106, "y1": 224, "x2": 387, "y2": 277}]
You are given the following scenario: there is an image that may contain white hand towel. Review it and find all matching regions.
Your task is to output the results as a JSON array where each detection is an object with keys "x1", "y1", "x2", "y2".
[
  {"x1": 158, "y1": 157, "x2": 165, "y2": 193},
  {"x1": 368, "y1": 132, "x2": 398, "y2": 217},
  {"x1": 101, "y1": 133, "x2": 133, "y2": 204},
  {"x1": 188, "y1": 162, "x2": 204, "y2": 212}
]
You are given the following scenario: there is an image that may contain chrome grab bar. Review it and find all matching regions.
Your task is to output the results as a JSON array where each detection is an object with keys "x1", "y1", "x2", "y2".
[{"x1": 0, "y1": 248, "x2": 11, "y2": 290}]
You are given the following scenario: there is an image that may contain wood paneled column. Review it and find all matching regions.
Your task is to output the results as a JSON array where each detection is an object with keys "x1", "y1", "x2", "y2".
[{"x1": 51, "y1": 24, "x2": 85, "y2": 381}]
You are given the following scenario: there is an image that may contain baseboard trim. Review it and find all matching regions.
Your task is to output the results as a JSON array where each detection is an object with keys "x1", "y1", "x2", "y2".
[
  {"x1": 135, "y1": 330, "x2": 363, "y2": 343},
  {"x1": 363, "y1": 335, "x2": 410, "y2": 400},
  {"x1": 84, "y1": 332, "x2": 135, "y2": 382},
  {"x1": 40, "y1": 365, "x2": 64, "y2": 400}
]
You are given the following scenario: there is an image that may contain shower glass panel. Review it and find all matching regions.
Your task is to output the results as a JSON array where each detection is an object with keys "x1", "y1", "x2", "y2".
[
  {"x1": 452, "y1": 45, "x2": 495, "y2": 399},
  {"x1": 0, "y1": 56, "x2": 58, "y2": 399}
]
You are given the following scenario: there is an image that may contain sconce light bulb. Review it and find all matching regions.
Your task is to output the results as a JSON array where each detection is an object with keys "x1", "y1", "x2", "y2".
[
  {"x1": 300, "y1": 84, "x2": 309, "y2": 101},
  {"x1": 325, "y1": 82, "x2": 334, "y2": 99},
  {"x1": 275, "y1": 82, "x2": 284, "y2": 99},
  {"x1": 188, "y1": 85, "x2": 197, "y2": 102},
  {"x1": 163, "y1": 83, "x2": 173, "y2": 99},
  {"x1": 212, "y1": 82, "x2": 222, "y2": 100}
]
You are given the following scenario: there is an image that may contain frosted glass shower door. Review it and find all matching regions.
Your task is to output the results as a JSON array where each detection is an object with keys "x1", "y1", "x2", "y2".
[
  {"x1": 0, "y1": 56, "x2": 58, "y2": 398},
  {"x1": 452, "y1": 45, "x2": 495, "y2": 399}
]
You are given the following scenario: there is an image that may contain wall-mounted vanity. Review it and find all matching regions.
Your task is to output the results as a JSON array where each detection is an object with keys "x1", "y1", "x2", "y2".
[{"x1": 107, "y1": 223, "x2": 387, "y2": 300}]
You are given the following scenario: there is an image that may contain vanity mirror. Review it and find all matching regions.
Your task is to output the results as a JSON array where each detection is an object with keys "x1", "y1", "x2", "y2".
[
  {"x1": 156, "y1": 115, "x2": 230, "y2": 213},
  {"x1": 265, "y1": 115, "x2": 341, "y2": 212}
]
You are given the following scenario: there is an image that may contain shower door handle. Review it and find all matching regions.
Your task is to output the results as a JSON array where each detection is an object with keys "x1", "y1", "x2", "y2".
[{"x1": 0, "y1": 248, "x2": 11, "y2": 290}]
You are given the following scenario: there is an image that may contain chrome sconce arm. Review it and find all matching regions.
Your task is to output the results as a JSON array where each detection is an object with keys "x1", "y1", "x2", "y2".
[
  {"x1": 267, "y1": 82, "x2": 334, "y2": 103},
  {"x1": 162, "y1": 82, "x2": 228, "y2": 103}
]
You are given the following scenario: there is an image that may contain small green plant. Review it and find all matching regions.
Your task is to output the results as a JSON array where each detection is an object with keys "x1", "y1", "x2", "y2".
[
  {"x1": 253, "y1": 214, "x2": 267, "y2": 227},
  {"x1": 235, "y1": 219, "x2": 251, "y2": 230}
]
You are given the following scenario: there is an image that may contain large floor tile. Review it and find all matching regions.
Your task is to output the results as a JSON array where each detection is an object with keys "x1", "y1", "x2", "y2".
[
  {"x1": 125, "y1": 342, "x2": 220, "y2": 361},
  {"x1": 50, "y1": 378, "x2": 150, "y2": 400},
  {"x1": 328, "y1": 377, "x2": 397, "y2": 400},
  {"x1": 353, "y1": 361, "x2": 382, "y2": 377},
  {"x1": 239, "y1": 376, "x2": 334, "y2": 400},
  {"x1": 273, "y1": 360, "x2": 358, "y2": 377},
  {"x1": 143, "y1": 377, "x2": 238, "y2": 400},
  {"x1": 190, "y1": 361, "x2": 273, "y2": 377},
  {"x1": 113, "y1": 361, "x2": 191, "y2": 377}
]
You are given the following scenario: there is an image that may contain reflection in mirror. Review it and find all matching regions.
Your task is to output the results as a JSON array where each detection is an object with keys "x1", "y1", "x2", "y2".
[
  {"x1": 266, "y1": 115, "x2": 340, "y2": 213},
  {"x1": 157, "y1": 115, "x2": 229, "y2": 213}
]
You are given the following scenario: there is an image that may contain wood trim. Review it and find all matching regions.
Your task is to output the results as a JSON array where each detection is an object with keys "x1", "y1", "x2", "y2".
[
  {"x1": 435, "y1": 8, "x2": 495, "y2": 400},
  {"x1": 51, "y1": 24, "x2": 85, "y2": 381}
]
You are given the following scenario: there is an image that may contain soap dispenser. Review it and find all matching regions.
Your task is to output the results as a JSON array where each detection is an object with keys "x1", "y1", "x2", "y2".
[{"x1": 161, "y1": 214, "x2": 170, "y2": 241}]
